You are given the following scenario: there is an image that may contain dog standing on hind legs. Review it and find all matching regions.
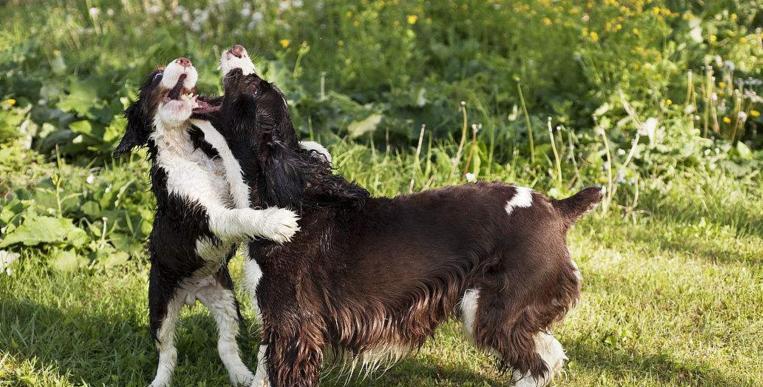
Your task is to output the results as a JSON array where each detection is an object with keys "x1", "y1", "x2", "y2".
[
  {"x1": 114, "y1": 56, "x2": 301, "y2": 387},
  {"x1": 195, "y1": 45, "x2": 603, "y2": 387}
]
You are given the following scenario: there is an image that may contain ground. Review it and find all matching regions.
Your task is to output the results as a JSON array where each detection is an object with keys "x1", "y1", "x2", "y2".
[{"x1": 2, "y1": 170, "x2": 761, "y2": 386}]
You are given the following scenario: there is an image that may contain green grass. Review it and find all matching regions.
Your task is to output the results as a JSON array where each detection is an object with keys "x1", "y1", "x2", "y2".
[
  {"x1": 1, "y1": 148, "x2": 761, "y2": 386},
  {"x1": 1, "y1": 1, "x2": 762, "y2": 385}
]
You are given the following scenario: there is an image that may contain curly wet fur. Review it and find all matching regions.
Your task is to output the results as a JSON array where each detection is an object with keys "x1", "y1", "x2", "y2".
[{"x1": 197, "y1": 66, "x2": 602, "y2": 387}]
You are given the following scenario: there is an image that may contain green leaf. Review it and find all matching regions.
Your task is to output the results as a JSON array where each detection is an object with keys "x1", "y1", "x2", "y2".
[
  {"x1": 736, "y1": 142, "x2": 752, "y2": 160},
  {"x1": 69, "y1": 120, "x2": 93, "y2": 136},
  {"x1": 347, "y1": 113, "x2": 383, "y2": 139},
  {"x1": 57, "y1": 80, "x2": 99, "y2": 116},
  {"x1": 50, "y1": 249, "x2": 85, "y2": 272},
  {"x1": 66, "y1": 227, "x2": 90, "y2": 248},
  {"x1": 102, "y1": 251, "x2": 129, "y2": 269},
  {"x1": 104, "y1": 115, "x2": 126, "y2": 144},
  {"x1": 0, "y1": 215, "x2": 82, "y2": 248}
]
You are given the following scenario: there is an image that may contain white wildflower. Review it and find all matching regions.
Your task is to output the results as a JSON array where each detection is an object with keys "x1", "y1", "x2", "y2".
[
  {"x1": 0, "y1": 250, "x2": 20, "y2": 276},
  {"x1": 88, "y1": 7, "x2": 100, "y2": 17},
  {"x1": 639, "y1": 117, "x2": 658, "y2": 144},
  {"x1": 738, "y1": 111, "x2": 748, "y2": 122},
  {"x1": 252, "y1": 11, "x2": 264, "y2": 23},
  {"x1": 465, "y1": 173, "x2": 477, "y2": 183},
  {"x1": 107, "y1": 8, "x2": 114, "y2": 17},
  {"x1": 86, "y1": 174, "x2": 95, "y2": 184}
]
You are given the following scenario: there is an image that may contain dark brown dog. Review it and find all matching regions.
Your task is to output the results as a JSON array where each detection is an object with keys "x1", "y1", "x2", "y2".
[{"x1": 194, "y1": 45, "x2": 603, "y2": 387}]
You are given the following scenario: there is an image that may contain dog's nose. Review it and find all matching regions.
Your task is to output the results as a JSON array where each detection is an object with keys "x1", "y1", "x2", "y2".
[
  {"x1": 176, "y1": 57, "x2": 192, "y2": 67},
  {"x1": 228, "y1": 45, "x2": 246, "y2": 58}
]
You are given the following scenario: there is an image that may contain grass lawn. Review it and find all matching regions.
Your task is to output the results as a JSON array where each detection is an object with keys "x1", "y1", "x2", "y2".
[
  {"x1": 1, "y1": 158, "x2": 761, "y2": 387},
  {"x1": 1, "y1": 1, "x2": 762, "y2": 385}
]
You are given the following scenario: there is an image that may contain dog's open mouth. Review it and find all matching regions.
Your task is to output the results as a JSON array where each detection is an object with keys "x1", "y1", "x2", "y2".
[
  {"x1": 192, "y1": 95, "x2": 221, "y2": 114},
  {"x1": 165, "y1": 74, "x2": 196, "y2": 102}
]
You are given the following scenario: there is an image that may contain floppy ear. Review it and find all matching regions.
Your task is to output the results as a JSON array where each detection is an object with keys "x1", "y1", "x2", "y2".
[
  {"x1": 113, "y1": 101, "x2": 151, "y2": 157},
  {"x1": 257, "y1": 135, "x2": 306, "y2": 210}
]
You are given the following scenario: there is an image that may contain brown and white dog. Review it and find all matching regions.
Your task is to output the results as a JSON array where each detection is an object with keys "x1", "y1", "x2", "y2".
[
  {"x1": 194, "y1": 46, "x2": 603, "y2": 387},
  {"x1": 115, "y1": 57, "x2": 304, "y2": 387}
]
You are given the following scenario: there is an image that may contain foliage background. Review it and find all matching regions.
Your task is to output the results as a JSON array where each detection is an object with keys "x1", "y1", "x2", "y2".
[{"x1": 0, "y1": 1, "x2": 762, "y2": 386}]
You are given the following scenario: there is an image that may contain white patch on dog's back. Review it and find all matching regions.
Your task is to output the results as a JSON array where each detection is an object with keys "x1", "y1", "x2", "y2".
[{"x1": 505, "y1": 186, "x2": 533, "y2": 216}]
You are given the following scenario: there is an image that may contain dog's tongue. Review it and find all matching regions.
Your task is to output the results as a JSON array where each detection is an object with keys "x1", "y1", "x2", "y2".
[{"x1": 168, "y1": 74, "x2": 188, "y2": 100}]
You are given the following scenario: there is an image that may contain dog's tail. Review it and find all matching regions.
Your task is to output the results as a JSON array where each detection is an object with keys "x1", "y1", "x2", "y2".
[{"x1": 552, "y1": 187, "x2": 604, "y2": 224}]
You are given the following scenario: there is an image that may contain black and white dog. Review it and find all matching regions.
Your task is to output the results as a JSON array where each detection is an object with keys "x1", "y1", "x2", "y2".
[
  {"x1": 195, "y1": 46, "x2": 603, "y2": 387},
  {"x1": 114, "y1": 57, "x2": 302, "y2": 387}
]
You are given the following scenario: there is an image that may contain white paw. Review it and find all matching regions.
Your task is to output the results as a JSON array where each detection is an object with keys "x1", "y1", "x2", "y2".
[
  {"x1": 148, "y1": 378, "x2": 170, "y2": 387},
  {"x1": 248, "y1": 207, "x2": 299, "y2": 244},
  {"x1": 249, "y1": 373, "x2": 270, "y2": 387},
  {"x1": 230, "y1": 369, "x2": 256, "y2": 386}
]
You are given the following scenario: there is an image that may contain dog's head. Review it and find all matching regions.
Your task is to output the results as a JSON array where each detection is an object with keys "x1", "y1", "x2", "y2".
[
  {"x1": 193, "y1": 44, "x2": 367, "y2": 209},
  {"x1": 193, "y1": 45, "x2": 299, "y2": 149},
  {"x1": 114, "y1": 57, "x2": 199, "y2": 156}
]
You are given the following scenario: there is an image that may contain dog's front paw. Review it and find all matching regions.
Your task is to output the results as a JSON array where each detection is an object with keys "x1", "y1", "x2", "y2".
[
  {"x1": 230, "y1": 369, "x2": 256, "y2": 386},
  {"x1": 148, "y1": 378, "x2": 170, "y2": 387},
  {"x1": 250, "y1": 207, "x2": 300, "y2": 244}
]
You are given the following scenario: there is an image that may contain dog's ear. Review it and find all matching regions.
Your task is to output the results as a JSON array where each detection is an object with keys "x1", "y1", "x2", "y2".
[
  {"x1": 258, "y1": 136, "x2": 306, "y2": 210},
  {"x1": 113, "y1": 101, "x2": 151, "y2": 157},
  {"x1": 553, "y1": 187, "x2": 604, "y2": 224}
]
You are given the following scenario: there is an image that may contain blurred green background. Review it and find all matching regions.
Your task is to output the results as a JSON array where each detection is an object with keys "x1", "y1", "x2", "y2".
[{"x1": 1, "y1": 1, "x2": 761, "y2": 386}]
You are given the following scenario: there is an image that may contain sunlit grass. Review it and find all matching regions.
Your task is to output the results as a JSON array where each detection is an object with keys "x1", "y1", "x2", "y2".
[{"x1": 1, "y1": 145, "x2": 761, "y2": 386}]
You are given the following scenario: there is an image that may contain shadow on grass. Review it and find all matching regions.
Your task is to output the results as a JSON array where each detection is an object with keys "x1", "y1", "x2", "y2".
[
  {"x1": 321, "y1": 358, "x2": 499, "y2": 387},
  {"x1": 566, "y1": 339, "x2": 754, "y2": 386},
  {"x1": 0, "y1": 297, "x2": 496, "y2": 386},
  {"x1": 2, "y1": 296, "x2": 749, "y2": 386},
  {"x1": 0, "y1": 297, "x2": 249, "y2": 386}
]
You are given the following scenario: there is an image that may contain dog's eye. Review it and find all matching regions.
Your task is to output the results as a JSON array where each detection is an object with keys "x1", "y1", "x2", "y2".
[{"x1": 152, "y1": 72, "x2": 163, "y2": 82}]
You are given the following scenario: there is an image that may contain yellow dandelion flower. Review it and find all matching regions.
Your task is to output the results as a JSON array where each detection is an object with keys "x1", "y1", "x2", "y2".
[
  {"x1": 590, "y1": 31, "x2": 599, "y2": 42},
  {"x1": 665, "y1": 99, "x2": 672, "y2": 106},
  {"x1": 718, "y1": 81, "x2": 726, "y2": 89},
  {"x1": 751, "y1": 110, "x2": 760, "y2": 118},
  {"x1": 3, "y1": 98, "x2": 16, "y2": 106},
  {"x1": 279, "y1": 39, "x2": 290, "y2": 48},
  {"x1": 722, "y1": 116, "x2": 731, "y2": 124},
  {"x1": 542, "y1": 17, "x2": 552, "y2": 26},
  {"x1": 407, "y1": 15, "x2": 418, "y2": 25},
  {"x1": 709, "y1": 35, "x2": 717, "y2": 43}
]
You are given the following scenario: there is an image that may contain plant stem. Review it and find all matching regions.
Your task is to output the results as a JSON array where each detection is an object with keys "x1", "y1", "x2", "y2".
[
  {"x1": 547, "y1": 117, "x2": 562, "y2": 188},
  {"x1": 517, "y1": 82, "x2": 534, "y2": 161}
]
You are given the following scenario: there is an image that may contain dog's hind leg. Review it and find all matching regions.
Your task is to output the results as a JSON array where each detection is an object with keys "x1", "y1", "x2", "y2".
[
  {"x1": 148, "y1": 267, "x2": 185, "y2": 387},
  {"x1": 460, "y1": 286, "x2": 567, "y2": 387},
  {"x1": 196, "y1": 268, "x2": 255, "y2": 386}
]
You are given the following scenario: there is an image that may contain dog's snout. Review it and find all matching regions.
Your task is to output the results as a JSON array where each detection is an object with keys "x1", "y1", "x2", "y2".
[
  {"x1": 229, "y1": 44, "x2": 246, "y2": 58},
  {"x1": 176, "y1": 57, "x2": 192, "y2": 68}
]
